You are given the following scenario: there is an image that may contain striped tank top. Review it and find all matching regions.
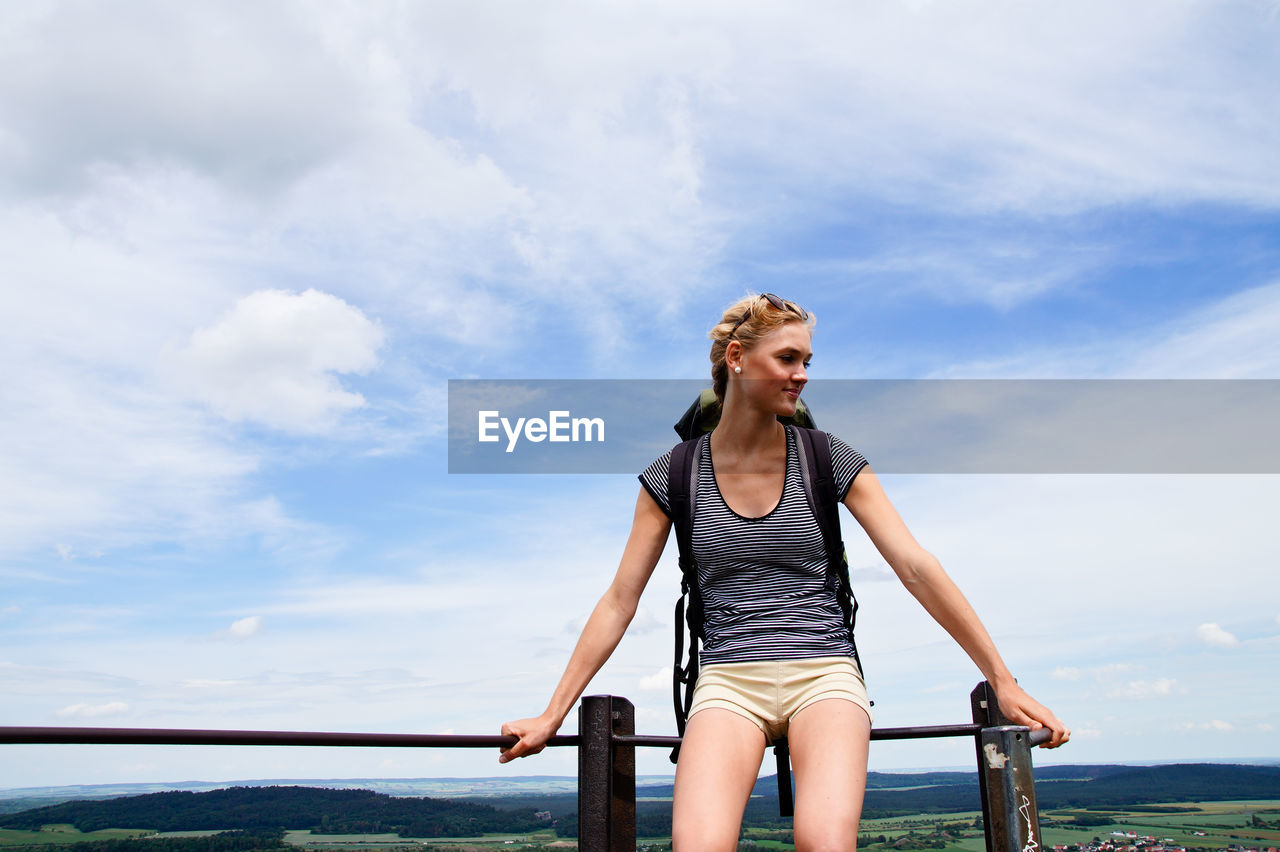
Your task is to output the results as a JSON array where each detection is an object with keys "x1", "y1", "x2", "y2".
[{"x1": 639, "y1": 427, "x2": 869, "y2": 665}]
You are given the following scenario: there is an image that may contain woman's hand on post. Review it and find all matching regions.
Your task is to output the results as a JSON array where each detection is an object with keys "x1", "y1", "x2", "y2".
[
  {"x1": 499, "y1": 714, "x2": 560, "y2": 764},
  {"x1": 992, "y1": 681, "x2": 1071, "y2": 748}
]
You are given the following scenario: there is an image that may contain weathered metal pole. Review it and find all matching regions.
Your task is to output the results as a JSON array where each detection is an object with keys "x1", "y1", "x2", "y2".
[
  {"x1": 971, "y1": 682, "x2": 1042, "y2": 852},
  {"x1": 578, "y1": 695, "x2": 636, "y2": 852}
]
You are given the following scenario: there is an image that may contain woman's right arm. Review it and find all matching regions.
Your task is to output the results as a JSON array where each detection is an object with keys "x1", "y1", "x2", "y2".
[{"x1": 499, "y1": 486, "x2": 672, "y2": 763}]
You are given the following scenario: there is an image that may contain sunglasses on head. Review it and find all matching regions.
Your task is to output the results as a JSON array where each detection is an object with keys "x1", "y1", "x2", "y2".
[{"x1": 729, "y1": 293, "x2": 809, "y2": 338}]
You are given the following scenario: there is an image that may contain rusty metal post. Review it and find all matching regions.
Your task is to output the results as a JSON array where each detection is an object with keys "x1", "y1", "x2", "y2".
[
  {"x1": 971, "y1": 682, "x2": 1042, "y2": 852},
  {"x1": 977, "y1": 726, "x2": 1041, "y2": 852},
  {"x1": 578, "y1": 695, "x2": 635, "y2": 852}
]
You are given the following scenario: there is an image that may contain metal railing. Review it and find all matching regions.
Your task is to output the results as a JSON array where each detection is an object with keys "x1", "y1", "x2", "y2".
[{"x1": 1, "y1": 681, "x2": 1044, "y2": 852}]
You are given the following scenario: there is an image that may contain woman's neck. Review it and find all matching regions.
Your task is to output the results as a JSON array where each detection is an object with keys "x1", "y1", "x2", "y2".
[{"x1": 711, "y1": 394, "x2": 785, "y2": 459}]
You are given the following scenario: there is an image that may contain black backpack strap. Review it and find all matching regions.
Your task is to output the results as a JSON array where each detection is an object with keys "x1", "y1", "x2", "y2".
[
  {"x1": 774, "y1": 739, "x2": 795, "y2": 817},
  {"x1": 667, "y1": 436, "x2": 703, "y2": 763},
  {"x1": 792, "y1": 427, "x2": 842, "y2": 568},
  {"x1": 792, "y1": 426, "x2": 863, "y2": 675}
]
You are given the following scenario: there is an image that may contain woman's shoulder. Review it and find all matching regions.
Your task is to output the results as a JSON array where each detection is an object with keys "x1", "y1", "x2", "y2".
[
  {"x1": 807, "y1": 430, "x2": 869, "y2": 499},
  {"x1": 637, "y1": 438, "x2": 692, "y2": 519},
  {"x1": 821, "y1": 431, "x2": 863, "y2": 457}
]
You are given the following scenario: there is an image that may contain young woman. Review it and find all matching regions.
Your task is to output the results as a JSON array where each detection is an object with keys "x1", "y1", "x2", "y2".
[{"x1": 499, "y1": 294, "x2": 1069, "y2": 851}]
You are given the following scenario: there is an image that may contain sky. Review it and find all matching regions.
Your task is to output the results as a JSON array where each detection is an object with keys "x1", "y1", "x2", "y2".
[{"x1": 2, "y1": 0, "x2": 1279, "y2": 789}]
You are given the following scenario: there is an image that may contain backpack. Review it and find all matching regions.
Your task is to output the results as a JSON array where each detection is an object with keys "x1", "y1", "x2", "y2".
[{"x1": 665, "y1": 394, "x2": 864, "y2": 816}]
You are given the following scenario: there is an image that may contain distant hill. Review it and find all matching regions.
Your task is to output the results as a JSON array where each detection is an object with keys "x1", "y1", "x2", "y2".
[
  {"x1": 629, "y1": 763, "x2": 1280, "y2": 830},
  {"x1": 1036, "y1": 763, "x2": 1280, "y2": 808},
  {"x1": 0, "y1": 786, "x2": 550, "y2": 838},
  {"x1": 1, "y1": 764, "x2": 1277, "y2": 840},
  {"x1": 0, "y1": 775, "x2": 595, "y2": 814},
  {"x1": 3, "y1": 763, "x2": 1275, "y2": 812},
  {"x1": 815, "y1": 763, "x2": 1279, "y2": 817}
]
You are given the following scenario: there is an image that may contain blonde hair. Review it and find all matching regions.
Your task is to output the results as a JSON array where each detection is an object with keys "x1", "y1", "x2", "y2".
[{"x1": 708, "y1": 294, "x2": 815, "y2": 403}]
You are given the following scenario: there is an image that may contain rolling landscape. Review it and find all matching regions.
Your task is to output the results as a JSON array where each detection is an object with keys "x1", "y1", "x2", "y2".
[{"x1": 1, "y1": 764, "x2": 1278, "y2": 851}]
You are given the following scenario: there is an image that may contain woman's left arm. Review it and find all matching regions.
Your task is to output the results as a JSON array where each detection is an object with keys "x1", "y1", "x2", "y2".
[{"x1": 844, "y1": 467, "x2": 1071, "y2": 748}]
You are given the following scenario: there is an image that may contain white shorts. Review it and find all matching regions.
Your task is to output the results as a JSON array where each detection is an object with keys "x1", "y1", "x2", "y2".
[{"x1": 688, "y1": 656, "x2": 872, "y2": 744}]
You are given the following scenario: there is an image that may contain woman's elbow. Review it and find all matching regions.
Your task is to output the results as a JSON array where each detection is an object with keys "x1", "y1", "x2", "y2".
[
  {"x1": 601, "y1": 581, "x2": 641, "y2": 622},
  {"x1": 891, "y1": 548, "x2": 941, "y2": 589}
]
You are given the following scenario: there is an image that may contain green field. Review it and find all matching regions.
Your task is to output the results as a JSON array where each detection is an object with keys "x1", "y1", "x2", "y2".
[
  {"x1": 283, "y1": 829, "x2": 563, "y2": 849},
  {"x1": 284, "y1": 830, "x2": 420, "y2": 847},
  {"x1": 0, "y1": 824, "x2": 151, "y2": 847},
  {"x1": 734, "y1": 802, "x2": 1280, "y2": 852},
  {"x1": 3, "y1": 802, "x2": 1279, "y2": 851}
]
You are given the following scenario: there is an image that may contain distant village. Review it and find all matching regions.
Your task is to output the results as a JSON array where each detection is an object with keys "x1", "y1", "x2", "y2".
[{"x1": 1053, "y1": 831, "x2": 1279, "y2": 852}]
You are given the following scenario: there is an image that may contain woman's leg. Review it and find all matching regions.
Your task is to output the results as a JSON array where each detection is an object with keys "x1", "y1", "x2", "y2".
[
  {"x1": 672, "y1": 707, "x2": 768, "y2": 852},
  {"x1": 787, "y1": 698, "x2": 872, "y2": 852}
]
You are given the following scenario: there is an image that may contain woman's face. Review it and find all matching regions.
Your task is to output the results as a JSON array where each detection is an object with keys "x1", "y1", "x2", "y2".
[{"x1": 734, "y1": 320, "x2": 812, "y2": 417}]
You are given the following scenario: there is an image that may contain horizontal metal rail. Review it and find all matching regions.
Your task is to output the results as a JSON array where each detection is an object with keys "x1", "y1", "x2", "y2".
[
  {"x1": 1, "y1": 722, "x2": 1047, "y2": 748},
  {"x1": 873, "y1": 723, "x2": 982, "y2": 741},
  {"x1": 0, "y1": 727, "x2": 578, "y2": 749}
]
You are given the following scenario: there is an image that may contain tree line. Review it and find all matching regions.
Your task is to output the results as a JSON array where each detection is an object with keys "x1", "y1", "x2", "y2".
[
  {"x1": 5, "y1": 829, "x2": 286, "y2": 852},
  {"x1": 3, "y1": 763, "x2": 1276, "y2": 843},
  {"x1": 0, "y1": 787, "x2": 548, "y2": 838}
]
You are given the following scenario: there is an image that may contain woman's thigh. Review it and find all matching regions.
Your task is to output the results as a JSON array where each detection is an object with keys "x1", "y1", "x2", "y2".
[
  {"x1": 788, "y1": 697, "x2": 872, "y2": 851},
  {"x1": 672, "y1": 708, "x2": 767, "y2": 852}
]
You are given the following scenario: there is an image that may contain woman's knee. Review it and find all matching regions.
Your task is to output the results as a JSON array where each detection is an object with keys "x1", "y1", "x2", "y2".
[
  {"x1": 793, "y1": 814, "x2": 860, "y2": 852},
  {"x1": 671, "y1": 820, "x2": 741, "y2": 852}
]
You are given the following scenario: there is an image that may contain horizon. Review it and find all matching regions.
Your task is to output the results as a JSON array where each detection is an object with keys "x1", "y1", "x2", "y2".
[
  {"x1": 5, "y1": 756, "x2": 1280, "y2": 799},
  {"x1": 3, "y1": 1, "x2": 1279, "y2": 789}
]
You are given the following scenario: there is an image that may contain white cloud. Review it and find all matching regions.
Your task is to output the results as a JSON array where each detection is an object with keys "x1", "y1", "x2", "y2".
[
  {"x1": 0, "y1": 354, "x2": 261, "y2": 560},
  {"x1": 1182, "y1": 719, "x2": 1235, "y2": 732},
  {"x1": 259, "y1": 578, "x2": 491, "y2": 617},
  {"x1": 414, "y1": 2, "x2": 1280, "y2": 215},
  {"x1": 181, "y1": 679, "x2": 245, "y2": 690},
  {"x1": 627, "y1": 607, "x2": 662, "y2": 635},
  {"x1": 921, "y1": 681, "x2": 967, "y2": 695},
  {"x1": 227, "y1": 616, "x2": 263, "y2": 639},
  {"x1": 1196, "y1": 623, "x2": 1240, "y2": 648},
  {"x1": 1110, "y1": 678, "x2": 1179, "y2": 700},
  {"x1": 0, "y1": 3, "x2": 372, "y2": 196},
  {"x1": 0, "y1": 661, "x2": 138, "y2": 696},
  {"x1": 1052, "y1": 667, "x2": 1082, "y2": 682},
  {"x1": 849, "y1": 564, "x2": 896, "y2": 584},
  {"x1": 639, "y1": 667, "x2": 672, "y2": 692},
  {"x1": 1093, "y1": 663, "x2": 1141, "y2": 676},
  {"x1": 0, "y1": 205, "x2": 311, "y2": 560},
  {"x1": 56, "y1": 701, "x2": 129, "y2": 718},
  {"x1": 932, "y1": 281, "x2": 1280, "y2": 379},
  {"x1": 1125, "y1": 284, "x2": 1280, "y2": 379},
  {"x1": 175, "y1": 289, "x2": 384, "y2": 434}
]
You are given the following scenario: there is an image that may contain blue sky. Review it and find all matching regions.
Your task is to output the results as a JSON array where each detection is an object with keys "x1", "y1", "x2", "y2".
[{"x1": 2, "y1": 1, "x2": 1279, "y2": 787}]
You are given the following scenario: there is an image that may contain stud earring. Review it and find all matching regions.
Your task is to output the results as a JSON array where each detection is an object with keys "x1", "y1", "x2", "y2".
[{"x1": 734, "y1": 366, "x2": 741, "y2": 374}]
